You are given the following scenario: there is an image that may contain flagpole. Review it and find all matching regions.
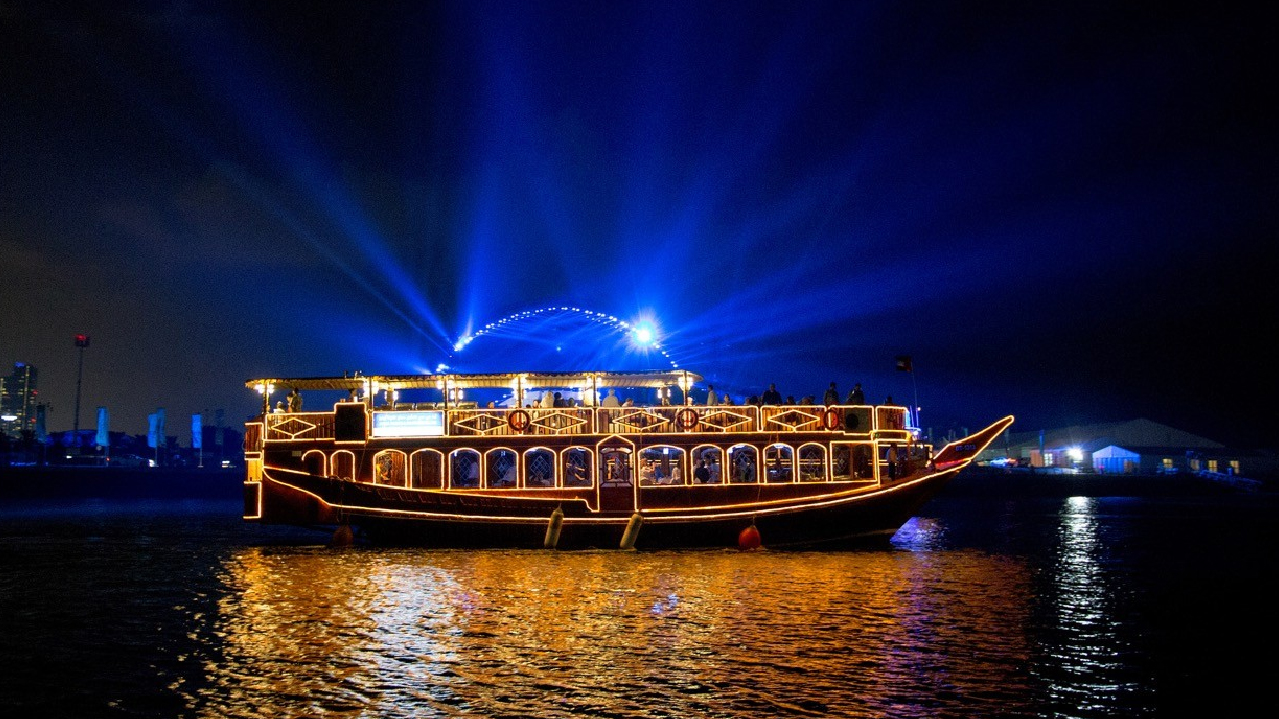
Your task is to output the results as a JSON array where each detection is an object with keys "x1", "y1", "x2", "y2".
[{"x1": 911, "y1": 366, "x2": 919, "y2": 431}]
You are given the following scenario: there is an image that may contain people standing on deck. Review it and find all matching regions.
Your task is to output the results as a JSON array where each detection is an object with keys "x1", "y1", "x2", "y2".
[
  {"x1": 706, "y1": 384, "x2": 718, "y2": 405},
  {"x1": 824, "y1": 382, "x2": 840, "y2": 405},
  {"x1": 846, "y1": 383, "x2": 865, "y2": 405},
  {"x1": 762, "y1": 383, "x2": 782, "y2": 405},
  {"x1": 553, "y1": 391, "x2": 566, "y2": 408},
  {"x1": 286, "y1": 388, "x2": 302, "y2": 412},
  {"x1": 541, "y1": 391, "x2": 555, "y2": 408},
  {"x1": 273, "y1": 401, "x2": 286, "y2": 413},
  {"x1": 601, "y1": 389, "x2": 620, "y2": 407}
]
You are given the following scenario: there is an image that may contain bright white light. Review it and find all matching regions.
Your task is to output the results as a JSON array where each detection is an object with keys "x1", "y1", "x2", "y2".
[
  {"x1": 633, "y1": 325, "x2": 654, "y2": 345},
  {"x1": 1068, "y1": 447, "x2": 1084, "y2": 461}
]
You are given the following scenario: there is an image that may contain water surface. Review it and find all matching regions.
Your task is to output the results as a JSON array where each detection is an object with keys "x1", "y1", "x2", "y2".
[{"x1": 2, "y1": 493, "x2": 1273, "y2": 717}]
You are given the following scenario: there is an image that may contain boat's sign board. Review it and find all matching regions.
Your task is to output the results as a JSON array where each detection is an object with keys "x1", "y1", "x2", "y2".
[{"x1": 371, "y1": 410, "x2": 446, "y2": 438}]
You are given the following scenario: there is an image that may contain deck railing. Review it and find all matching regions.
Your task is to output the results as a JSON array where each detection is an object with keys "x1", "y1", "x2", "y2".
[
  {"x1": 264, "y1": 411, "x2": 337, "y2": 441},
  {"x1": 259, "y1": 404, "x2": 908, "y2": 442}
]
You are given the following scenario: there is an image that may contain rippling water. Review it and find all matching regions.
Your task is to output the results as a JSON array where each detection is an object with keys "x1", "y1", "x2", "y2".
[{"x1": 2, "y1": 493, "x2": 1274, "y2": 718}]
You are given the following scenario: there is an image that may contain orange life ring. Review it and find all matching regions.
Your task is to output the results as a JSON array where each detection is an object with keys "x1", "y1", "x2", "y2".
[
  {"x1": 676, "y1": 408, "x2": 699, "y2": 430},
  {"x1": 822, "y1": 408, "x2": 842, "y2": 430},
  {"x1": 508, "y1": 409, "x2": 531, "y2": 433}
]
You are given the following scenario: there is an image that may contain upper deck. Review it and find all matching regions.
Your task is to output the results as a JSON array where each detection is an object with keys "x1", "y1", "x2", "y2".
[
  {"x1": 245, "y1": 369, "x2": 913, "y2": 447},
  {"x1": 251, "y1": 402, "x2": 911, "y2": 446}
]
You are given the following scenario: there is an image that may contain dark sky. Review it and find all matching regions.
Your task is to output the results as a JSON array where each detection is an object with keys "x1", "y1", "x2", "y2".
[{"x1": 2, "y1": 1, "x2": 1275, "y2": 447}]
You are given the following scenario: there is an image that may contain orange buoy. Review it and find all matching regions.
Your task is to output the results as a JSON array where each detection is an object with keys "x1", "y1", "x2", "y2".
[
  {"x1": 330, "y1": 524, "x2": 355, "y2": 547},
  {"x1": 738, "y1": 523, "x2": 761, "y2": 550}
]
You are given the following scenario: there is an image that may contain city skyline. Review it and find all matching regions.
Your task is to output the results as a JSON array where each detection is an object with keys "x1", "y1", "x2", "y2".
[{"x1": 2, "y1": 2, "x2": 1275, "y2": 447}]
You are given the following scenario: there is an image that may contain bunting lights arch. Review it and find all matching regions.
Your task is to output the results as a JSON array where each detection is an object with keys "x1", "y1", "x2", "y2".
[{"x1": 451, "y1": 306, "x2": 680, "y2": 369}]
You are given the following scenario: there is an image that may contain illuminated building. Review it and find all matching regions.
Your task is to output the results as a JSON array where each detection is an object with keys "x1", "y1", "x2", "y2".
[{"x1": 0, "y1": 362, "x2": 38, "y2": 437}]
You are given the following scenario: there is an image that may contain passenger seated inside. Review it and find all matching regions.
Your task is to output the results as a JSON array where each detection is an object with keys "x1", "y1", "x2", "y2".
[{"x1": 694, "y1": 460, "x2": 711, "y2": 484}]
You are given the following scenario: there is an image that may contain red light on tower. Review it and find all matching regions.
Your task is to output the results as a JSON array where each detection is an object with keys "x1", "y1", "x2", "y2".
[{"x1": 75, "y1": 334, "x2": 90, "y2": 348}]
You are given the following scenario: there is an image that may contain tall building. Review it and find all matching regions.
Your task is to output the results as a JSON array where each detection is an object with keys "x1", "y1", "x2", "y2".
[{"x1": 1, "y1": 362, "x2": 39, "y2": 437}]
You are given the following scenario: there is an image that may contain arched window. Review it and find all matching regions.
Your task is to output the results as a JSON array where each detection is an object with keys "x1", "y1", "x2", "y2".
[
  {"x1": 728, "y1": 444, "x2": 758, "y2": 484},
  {"x1": 486, "y1": 448, "x2": 519, "y2": 488},
  {"x1": 410, "y1": 449, "x2": 443, "y2": 489},
  {"x1": 450, "y1": 449, "x2": 480, "y2": 488},
  {"x1": 831, "y1": 443, "x2": 851, "y2": 481},
  {"x1": 853, "y1": 444, "x2": 874, "y2": 479},
  {"x1": 373, "y1": 450, "x2": 408, "y2": 486},
  {"x1": 798, "y1": 443, "x2": 827, "y2": 482},
  {"x1": 599, "y1": 447, "x2": 632, "y2": 486},
  {"x1": 302, "y1": 450, "x2": 326, "y2": 477},
  {"x1": 562, "y1": 447, "x2": 592, "y2": 487},
  {"x1": 692, "y1": 445, "x2": 724, "y2": 484},
  {"x1": 640, "y1": 445, "x2": 686, "y2": 486},
  {"x1": 331, "y1": 450, "x2": 356, "y2": 481},
  {"x1": 764, "y1": 444, "x2": 794, "y2": 483},
  {"x1": 525, "y1": 448, "x2": 556, "y2": 487}
]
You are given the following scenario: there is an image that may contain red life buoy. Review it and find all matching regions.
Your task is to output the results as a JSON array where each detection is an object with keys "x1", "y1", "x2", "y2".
[
  {"x1": 738, "y1": 523, "x2": 761, "y2": 550},
  {"x1": 822, "y1": 408, "x2": 842, "y2": 430},
  {"x1": 508, "y1": 409, "x2": 531, "y2": 433},
  {"x1": 676, "y1": 408, "x2": 699, "y2": 430}
]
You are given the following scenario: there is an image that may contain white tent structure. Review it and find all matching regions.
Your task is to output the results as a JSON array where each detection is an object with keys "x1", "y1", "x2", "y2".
[{"x1": 1092, "y1": 445, "x2": 1141, "y2": 474}]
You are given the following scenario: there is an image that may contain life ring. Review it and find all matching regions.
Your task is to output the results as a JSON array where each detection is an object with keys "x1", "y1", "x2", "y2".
[
  {"x1": 676, "y1": 408, "x2": 699, "y2": 430},
  {"x1": 508, "y1": 409, "x2": 531, "y2": 433},
  {"x1": 822, "y1": 408, "x2": 842, "y2": 431}
]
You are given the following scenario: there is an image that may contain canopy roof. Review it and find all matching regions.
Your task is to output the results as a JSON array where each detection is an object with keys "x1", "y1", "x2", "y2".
[{"x1": 246, "y1": 369, "x2": 704, "y2": 392}]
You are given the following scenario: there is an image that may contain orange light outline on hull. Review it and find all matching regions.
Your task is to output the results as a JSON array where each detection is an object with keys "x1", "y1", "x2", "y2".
[{"x1": 258, "y1": 465, "x2": 961, "y2": 525}]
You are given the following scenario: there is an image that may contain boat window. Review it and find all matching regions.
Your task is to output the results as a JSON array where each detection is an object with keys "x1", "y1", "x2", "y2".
[
  {"x1": 486, "y1": 449, "x2": 518, "y2": 488},
  {"x1": 450, "y1": 450, "x2": 480, "y2": 488},
  {"x1": 562, "y1": 448, "x2": 592, "y2": 487},
  {"x1": 331, "y1": 450, "x2": 356, "y2": 481},
  {"x1": 798, "y1": 444, "x2": 826, "y2": 482},
  {"x1": 600, "y1": 448, "x2": 632, "y2": 486},
  {"x1": 526, "y1": 448, "x2": 556, "y2": 487},
  {"x1": 374, "y1": 450, "x2": 408, "y2": 486},
  {"x1": 764, "y1": 444, "x2": 794, "y2": 483},
  {"x1": 831, "y1": 444, "x2": 850, "y2": 480},
  {"x1": 302, "y1": 450, "x2": 326, "y2": 477},
  {"x1": 853, "y1": 444, "x2": 874, "y2": 479},
  {"x1": 640, "y1": 446, "x2": 686, "y2": 486},
  {"x1": 692, "y1": 445, "x2": 724, "y2": 484},
  {"x1": 411, "y1": 449, "x2": 443, "y2": 489},
  {"x1": 728, "y1": 444, "x2": 758, "y2": 484}
]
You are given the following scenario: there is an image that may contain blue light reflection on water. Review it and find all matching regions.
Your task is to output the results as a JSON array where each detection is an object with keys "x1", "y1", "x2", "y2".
[{"x1": 1, "y1": 493, "x2": 1275, "y2": 718}]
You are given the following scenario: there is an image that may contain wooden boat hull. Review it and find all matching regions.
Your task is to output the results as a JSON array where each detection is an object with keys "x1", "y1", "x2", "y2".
[{"x1": 253, "y1": 465, "x2": 961, "y2": 549}]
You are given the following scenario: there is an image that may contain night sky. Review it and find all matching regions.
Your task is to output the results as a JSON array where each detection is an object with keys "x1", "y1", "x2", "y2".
[{"x1": 2, "y1": 1, "x2": 1274, "y2": 447}]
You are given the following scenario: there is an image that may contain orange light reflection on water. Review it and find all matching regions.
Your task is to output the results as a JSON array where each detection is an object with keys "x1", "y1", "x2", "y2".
[{"x1": 197, "y1": 544, "x2": 1038, "y2": 717}]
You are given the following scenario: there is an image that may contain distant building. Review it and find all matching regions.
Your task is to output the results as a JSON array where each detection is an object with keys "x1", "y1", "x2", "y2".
[
  {"x1": 980, "y1": 418, "x2": 1278, "y2": 480},
  {"x1": 0, "y1": 362, "x2": 39, "y2": 437}
]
